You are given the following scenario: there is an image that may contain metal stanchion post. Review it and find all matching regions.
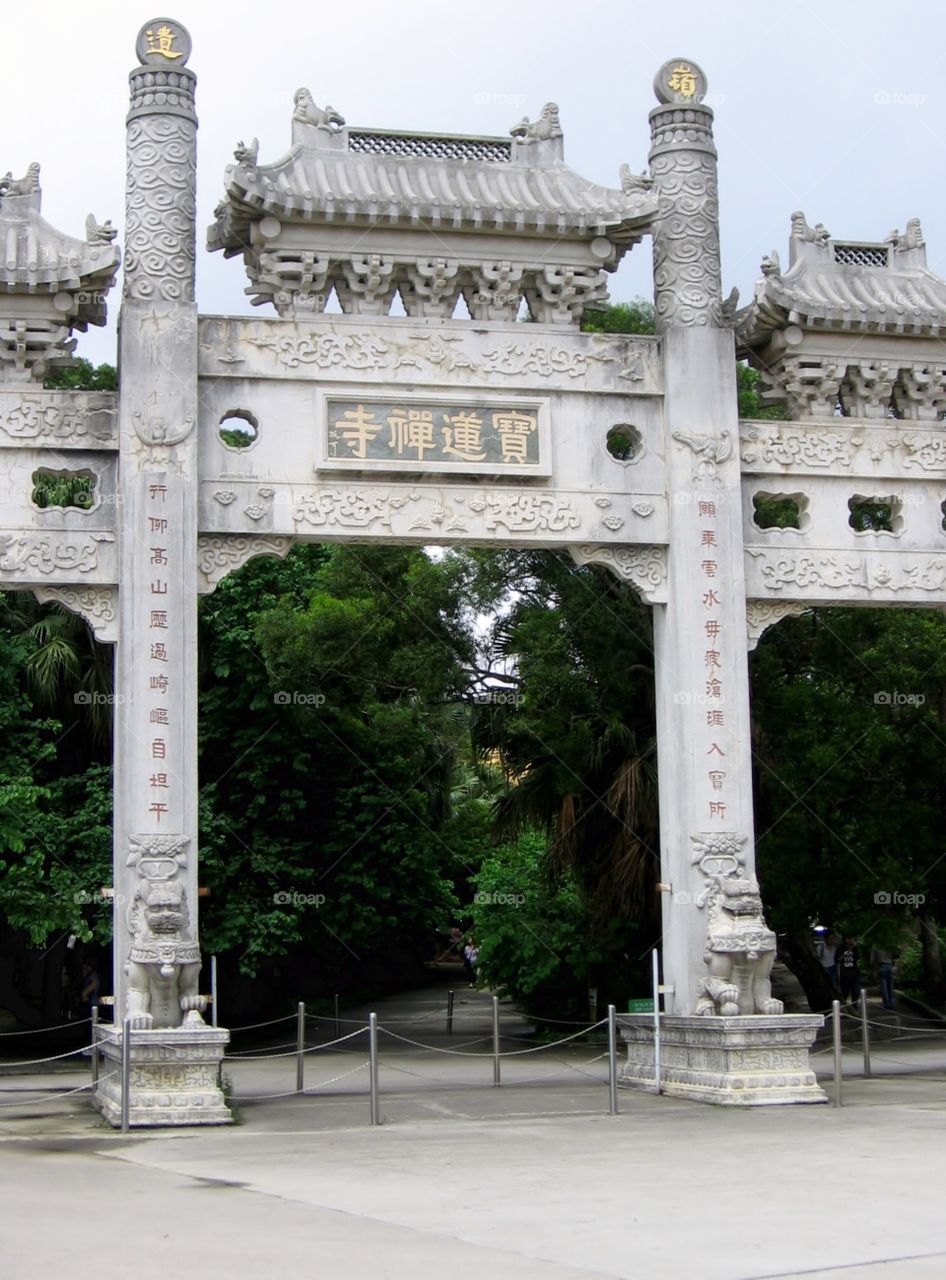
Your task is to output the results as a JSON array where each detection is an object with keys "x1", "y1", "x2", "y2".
[
  {"x1": 90, "y1": 1006, "x2": 99, "y2": 1094},
  {"x1": 446, "y1": 988, "x2": 454, "y2": 1036},
  {"x1": 211, "y1": 955, "x2": 218, "y2": 1028},
  {"x1": 860, "y1": 989, "x2": 871, "y2": 1078},
  {"x1": 369, "y1": 1012, "x2": 381, "y2": 1125},
  {"x1": 121, "y1": 1017, "x2": 131, "y2": 1133},
  {"x1": 296, "y1": 1001, "x2": 305, "y2": 1094},
  {"x1": 608, "y1": 1004, "x2": 619, "y2": 1115},
  {"x1": 652, "y1": 948, "x2": 661, "y2": 1095},
  {"x1": 492, "y1": 994, "x2": 501, "y2": 1086},
  {"x1": 334, "y1": 993, "x2": 340, "y2": 1041},
  {"x1": 832, "y1": 999, "x2": 843, "y2": 1107}
]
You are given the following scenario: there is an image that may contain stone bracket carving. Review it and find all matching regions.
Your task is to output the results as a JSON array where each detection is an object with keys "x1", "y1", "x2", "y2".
[
  {"x1": 32, "y1": 585, "x2": 118, "y2": 644},
  {"x1": 568, "y1": 544, "x2": 668, "y2": 603},
  {"x1": 196, "y1": 534, "x2": 293, "y2": 594},
  {"x1": 746, "y1": 600, "x2": 810, "y2": 649},
  {"x1": 839, "y1": 361, "x2": 895, "y2": 419}
]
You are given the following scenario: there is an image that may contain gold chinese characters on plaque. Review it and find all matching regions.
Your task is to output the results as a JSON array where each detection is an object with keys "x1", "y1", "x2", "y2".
[{"x1": 323, "y1": 398, "x2": 547, "y2": 474}]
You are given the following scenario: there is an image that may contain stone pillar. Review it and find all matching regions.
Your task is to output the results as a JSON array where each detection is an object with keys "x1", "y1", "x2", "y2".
[
  {"x1": 619, "y1": 61, "x2": 823, "y2": 1103},
  {"x1": 97, "y1": 18, "x2": 229, "y2": 1127}
]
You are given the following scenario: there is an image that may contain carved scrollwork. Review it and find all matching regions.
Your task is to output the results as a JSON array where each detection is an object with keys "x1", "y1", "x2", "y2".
[
  {"x1": 196, "y1": 535, "x2": 293, "y2": 594},
  {"x1": 649, "y1": 129, "x2": 722, "y2": 329},
  {"x1": 0, "y1": 393, "x2": 117, "y2": 445},
  {"x1": 32, "y1": 585, "x2": 118, "y2": 644},
  {"x1": 568, "y1": 544, "x2": 668, "y2": 603},
  {"x1": 124, "y1": 115, "x2": 197, "y2": 303},
  {"x1": 745, "y1": 600, "x2": 810, "y2": 649},
  {"x1": 0, "y1": 532, "x2": 113, "y2": 578}
]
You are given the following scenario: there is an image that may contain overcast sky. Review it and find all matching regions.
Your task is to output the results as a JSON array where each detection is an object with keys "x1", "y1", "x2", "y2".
[{"x1": 7, "y1": 0, "x2": 946, "y2": 364}]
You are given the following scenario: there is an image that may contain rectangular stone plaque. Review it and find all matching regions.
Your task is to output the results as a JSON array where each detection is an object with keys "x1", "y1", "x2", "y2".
[{"x1": 318, "y1": 394, "x2": 551, "y2": 477}]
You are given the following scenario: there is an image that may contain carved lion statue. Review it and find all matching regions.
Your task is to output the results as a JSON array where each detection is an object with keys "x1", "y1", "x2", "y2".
[
  {"x1": 0, "y1": 162, "x2": 40, "y2": 197},
  {"x1": 510, "y1": 103, "x2": 563, "y2": 142},
  {"x1": 694, "y1": 875, "x2": 784, "y2": 1017},
  {"x1": 293, "y1": 88, "x2": 345, "y2": 132},
  {"x1": 125, "y1": 881, "x2": 206, "y2": 1030}
]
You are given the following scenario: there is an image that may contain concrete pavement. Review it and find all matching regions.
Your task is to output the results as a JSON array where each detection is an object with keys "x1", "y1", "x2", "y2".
[{"x1": 2, "y1": 980, "x2": 946, "y2": 1279}]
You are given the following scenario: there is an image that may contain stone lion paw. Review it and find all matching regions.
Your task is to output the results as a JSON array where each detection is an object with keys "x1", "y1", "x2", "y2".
[
  {"x1": 127, "y1": 1013, "x2": 153, "y2": 1030},
  {"x1": 180, "y1": 995, "x2": 208, "y2": 1013},
  {"x1": 720, "y1": 999, "x2": 740, "y2": 1017},
  {"x1": 760, "y1": 997, "x2": 784, "y2": 1015}
]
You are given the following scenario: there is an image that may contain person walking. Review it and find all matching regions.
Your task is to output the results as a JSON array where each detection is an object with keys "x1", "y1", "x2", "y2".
[
  {"x1": 836, "y1": 935, "x2": 861, "y2": 1009},
  {"x1": 815, "y1": 931, "x2": 839, "y2": 995},
  {"x1": 871, "y1": 944, "x2": 896, "y2": 1010},
  {"x1": 462, "y1": 937, "x2": 479, "y2": 987}
]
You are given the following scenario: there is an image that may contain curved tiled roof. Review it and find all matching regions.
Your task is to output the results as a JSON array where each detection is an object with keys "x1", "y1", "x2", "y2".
[
  {"x1": 209, "y1": 129, "x2": 655, "y2": 252},
  {"x1": 738, "y1": 222, "x2": 946, "y2": 344},
  {"x1": 0, "y1": 191, "x2": 120, "y2": 329}
]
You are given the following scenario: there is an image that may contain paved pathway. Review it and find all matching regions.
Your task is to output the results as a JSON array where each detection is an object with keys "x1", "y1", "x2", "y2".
[{"x1": 3, "y1": 978, "x2": 946, "y2": 1279}]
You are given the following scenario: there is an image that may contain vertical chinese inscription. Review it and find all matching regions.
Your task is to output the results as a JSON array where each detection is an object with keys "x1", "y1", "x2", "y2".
[
  {"x1": 147, "y1": 480, "x2": 173, "y2": 826},
  {"x1": 697, "y1": 497, "x2": 730, "y2": 824}
]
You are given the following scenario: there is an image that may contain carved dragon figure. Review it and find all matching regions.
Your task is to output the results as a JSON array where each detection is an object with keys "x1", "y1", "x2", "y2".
[
  {"x1": 694, "y1": 875, "x2": 784, "y2": 1017},
  {"x1": 619, "y1": 163, "x2": 654, "y2": 194},
  {"x1": 233, "y1": 137, "x2": 259, "y2": 166},
  {"x1": 510, "y1": 102, "x2": 563, "y2": 142},
  {"x1": 85, "y1": 214, "x2": 117, "y2": 244},
  {"x1": 293, "y1": 88, "x2": 345, "y2": 132}
]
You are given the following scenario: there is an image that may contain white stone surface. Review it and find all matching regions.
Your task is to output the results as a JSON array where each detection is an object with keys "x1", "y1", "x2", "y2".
[{"x1": 619, "y1": 1012, "x2": 826, "y2": 1105}]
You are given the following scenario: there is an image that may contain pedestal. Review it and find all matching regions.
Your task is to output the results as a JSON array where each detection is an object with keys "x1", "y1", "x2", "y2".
[
  {"x1": 619, "y1": 1014, "x2": 826, "y2": 1105},
  {"x1": 93, "y1": 1024, "x2": 231, "y2": 1127}
]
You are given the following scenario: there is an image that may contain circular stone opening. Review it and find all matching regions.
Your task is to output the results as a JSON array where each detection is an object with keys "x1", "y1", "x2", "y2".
[
  {"x1": 219, "y1": 409, "x2": 259, "y2": 449},
  {"x1": 606, "y1": 423, "x2": 643, "y2": 463}
]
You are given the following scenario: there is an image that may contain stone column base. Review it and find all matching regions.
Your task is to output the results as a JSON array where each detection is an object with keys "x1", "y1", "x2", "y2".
[
  {"x1": 618, "y1": 1013, "x2": 826, "y2": 1106},
  {"x1": 93, "y1": 1023, "x2": 231, "y2": 1127}
]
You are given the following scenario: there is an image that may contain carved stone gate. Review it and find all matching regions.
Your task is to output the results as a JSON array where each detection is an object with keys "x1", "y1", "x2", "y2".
[{"x1": 3, "y1": 22, "x2": 945, "y2": 1120}]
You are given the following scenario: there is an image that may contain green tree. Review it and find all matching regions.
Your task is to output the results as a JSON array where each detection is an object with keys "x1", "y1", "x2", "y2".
[
  {"x1": 196, "y1": 544, "x2": 485, "y2": 1002},
  {"x1": 751, "y1": 607, "x2": 946, "y2": 1006},
  {"x1": 43, "y1": 358, "x2": 117, "y2": 391},
  {"x1": 581, "y1": 299, "x2": 656, "y2": 335},
  {"x1": 471, "y1": 831, "x2": 598, "y2": 1020}
]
